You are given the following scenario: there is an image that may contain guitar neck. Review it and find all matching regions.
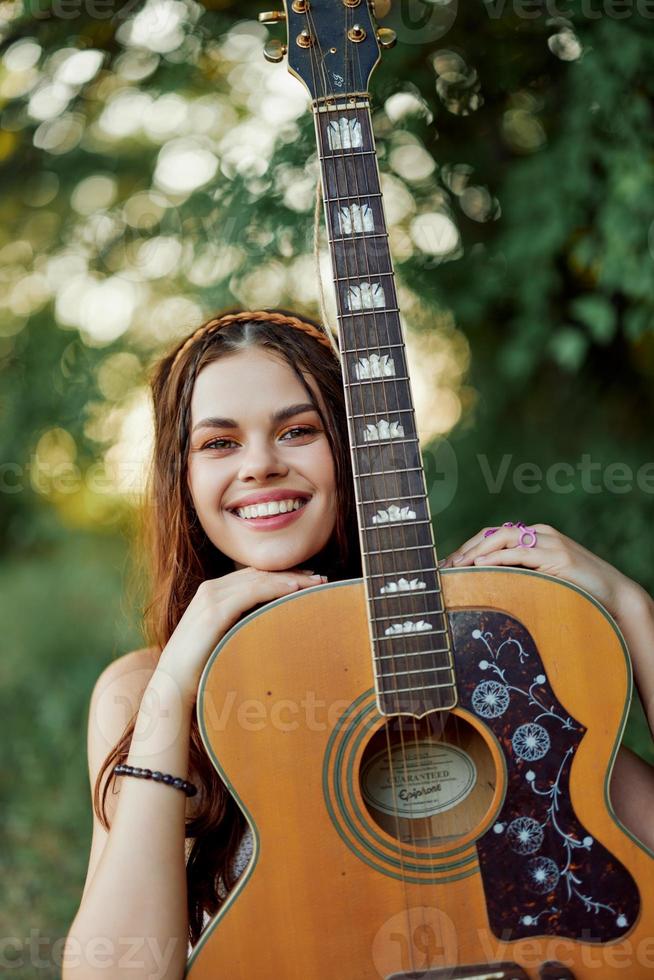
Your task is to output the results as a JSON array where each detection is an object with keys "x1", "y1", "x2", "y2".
[{"x1": 313, "y1": 97, "x2": 456, "y2": 717}]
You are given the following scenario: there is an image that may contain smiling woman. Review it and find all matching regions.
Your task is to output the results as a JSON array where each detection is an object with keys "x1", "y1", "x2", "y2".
[
  {"x1": 63, "y1": 307, "x2": 654, "y2": 980},
  {"x1": 62, "y1": 308, "x2": 362, "y2": 979},
  {"x1": 187, "y1": 349, "x2": 338, "y2": 572}
]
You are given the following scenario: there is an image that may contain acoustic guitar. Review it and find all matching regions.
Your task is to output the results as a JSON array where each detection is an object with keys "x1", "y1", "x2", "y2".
[{"x1": 185, "y1": 4, "x2": 654, "y2": 977}]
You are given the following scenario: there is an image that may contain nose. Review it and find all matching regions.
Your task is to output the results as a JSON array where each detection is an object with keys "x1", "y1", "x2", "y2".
[{"x1": 237, "y1": 437, "x2": 289, "y2": 483}]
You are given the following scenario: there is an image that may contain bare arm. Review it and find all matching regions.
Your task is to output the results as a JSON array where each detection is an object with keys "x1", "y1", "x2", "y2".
[
  {"x1": 612, "y1": 581, "x2": 654, "y2": 740},
  {"x1": 63, "y1": 566, "x2": 326, "y2": 980},
  {"x1": 609, "y1": 582, "x2": 654, "y2": 850},
  {"x1": 62, "y1": 657, "x2": 194, "y2": 980}
]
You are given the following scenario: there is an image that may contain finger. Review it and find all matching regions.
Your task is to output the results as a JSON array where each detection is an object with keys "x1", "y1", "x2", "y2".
[
  {"x1": 448, "y1": 524, "x2": 556, "y2": 567},
  {"x1": 471, "y1": 547, "x2": 544, "y2": 569},
  {"x1": 441, "y1": 527, "x2": 495, "y2": 563},
  {"x1": 440, "y1": 527, "x2": 516, "y2": 568}
]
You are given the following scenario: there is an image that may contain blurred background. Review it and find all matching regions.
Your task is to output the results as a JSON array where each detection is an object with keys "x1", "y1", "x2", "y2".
[{"x1": 1, "y1": 0, "x2": 653, "y2": 974}]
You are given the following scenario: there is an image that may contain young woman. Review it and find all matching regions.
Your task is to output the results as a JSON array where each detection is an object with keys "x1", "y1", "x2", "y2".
[{"x1": 63, "y1": 308, "x2": 654, "y2": 979}]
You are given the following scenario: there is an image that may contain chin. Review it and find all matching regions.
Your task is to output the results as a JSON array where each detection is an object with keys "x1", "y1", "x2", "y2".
[{"x1": 229, "y1": 539, "x2": 321, "y2": 573}]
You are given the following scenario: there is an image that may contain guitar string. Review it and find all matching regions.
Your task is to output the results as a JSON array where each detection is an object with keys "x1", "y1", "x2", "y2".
[
  {"x1": 343, "y1": 17, "x2": 451, "y2": 965},
  {"x1": 310, "y1": 8, "x2": 434, "y2": 967},
  {"x1": 304, "y1": 9, "x2": 418, "y2": 971},
  {"x1": 337, "y1": 16, "x2": 433, "y2": 925}
]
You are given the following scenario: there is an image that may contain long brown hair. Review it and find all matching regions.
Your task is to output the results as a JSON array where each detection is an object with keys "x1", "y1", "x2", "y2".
[{"x1": 93, "y1": 309, "x2": 361, "y2": 947}]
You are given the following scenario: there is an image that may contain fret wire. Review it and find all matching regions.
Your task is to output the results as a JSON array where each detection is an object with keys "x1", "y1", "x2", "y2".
[
  {"x1": 361, "y1": 519, "x2": 432, "y2": 532},
  {"x1": 343, "y1": 374, "x2": 410, "y2": 387},
  {"x1": 374, "y1": 665, "x2": 454, "y2": 678},
  {"x1": 318, "y1": 149, "x2": 377, "y2": 159},
  {"x1": 342, "y1": 343, "x2": 405, "y2": 354},
  {"x1": 331, "y1": 233, "x2": 389, "y2": 244},
  {"x1": 369, "y1": 609, "x2": 447, "y2": 623},
  {"x1": 364, "y1": 544, "x2": 435, "y2": 555},
  {"x1": 376, "y1": 628, "x2": 448, "y2": 642},
  {"x1": 366, "y1": 568, "x2": 441, "y2": 579},
  {"x1": 357, "y1": 467, "x2": 424, "y2": 479},
  {"x1": 370, "y1": 591, "x2": 444, "y2": 604},
  {"x1": 351, "y1": 436, "x2": 420, "y2": 450},
  {"x1": 382, "y1": 681, "x2": 455, "y2": 694},
  {"x1": 324, "y1": 191, "x2": 384, "y2": 204},
  {"x1": 333, "y1": 273, "x2": 394, "y2": 285},
  {"x1": 375, "y1": 649, "x2": 452, "y2": 661},
  {"x1": 338, "y1": 307, "x2": 401, "y2": 319},
  {"x1": 356, "y1": 490, "x2": 431, "y2": 506},
  {"x1": 349, "y1": 409, "x2": 415, "y2": 420}
]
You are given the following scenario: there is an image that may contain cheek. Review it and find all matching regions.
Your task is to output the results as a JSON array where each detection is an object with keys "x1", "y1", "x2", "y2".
[
  {"x1": 187, "y1": 459, "x2": 230, "y2": 511},
  {"x1": 309, "y1": 443, "x2": 337, "y2": 498}
]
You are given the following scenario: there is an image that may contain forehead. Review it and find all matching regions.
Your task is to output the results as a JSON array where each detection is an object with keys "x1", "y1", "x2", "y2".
[{"x1": 189, "y1": 347, "x2": 319, "y2": 422}]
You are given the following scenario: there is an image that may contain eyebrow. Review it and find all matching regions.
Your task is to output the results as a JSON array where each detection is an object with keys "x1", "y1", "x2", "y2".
[{"x1": 191, "y1": 402, "x2": 319, "y2": 433}]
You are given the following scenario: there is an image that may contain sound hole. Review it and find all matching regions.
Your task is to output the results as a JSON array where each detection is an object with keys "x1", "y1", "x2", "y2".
[{"x1": 359, "y1": 712, "x2": 497, "y2": 845}]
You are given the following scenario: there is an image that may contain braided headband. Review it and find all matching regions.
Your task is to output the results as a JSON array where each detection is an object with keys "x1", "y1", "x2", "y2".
[{"x1": 171, "y1": 310, "x2": 336, "y2": 370}]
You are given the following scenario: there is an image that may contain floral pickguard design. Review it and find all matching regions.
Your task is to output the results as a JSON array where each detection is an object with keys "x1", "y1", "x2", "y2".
[{"x1": 450, "y1": 610, "x2": 639, "y2": 942}]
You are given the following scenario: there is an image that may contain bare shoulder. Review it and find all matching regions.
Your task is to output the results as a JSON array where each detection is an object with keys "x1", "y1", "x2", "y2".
[
  {"x1": 87, "y1": 646, "x2": 162, "y2": 794},
  {"x1": 93, "y1": 645, "x2": 161, "y2": 695}
]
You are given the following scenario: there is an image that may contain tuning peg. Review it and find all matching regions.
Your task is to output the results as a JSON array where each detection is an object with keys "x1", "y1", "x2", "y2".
[
  {"x1": 376, "y1": 27, "x2": 397, "y2": 48},
  {"x1": 263, "y1": 38, "x2": 287, "y2": 62},
  {"x1": 372, "y1": 0, "x2": 392, "y2": 17},
  {"x1": 258, "y1": 10, "x2": 286, "y2": 23}
]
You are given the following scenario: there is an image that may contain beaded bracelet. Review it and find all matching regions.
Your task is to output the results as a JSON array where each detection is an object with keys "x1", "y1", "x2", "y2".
[{"x1": 113, "y1": 763, "x2": 197, "y2": 797}]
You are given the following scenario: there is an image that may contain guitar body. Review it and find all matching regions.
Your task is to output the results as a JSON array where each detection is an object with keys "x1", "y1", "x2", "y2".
[{"x1": 185, "y1": 568, "x2": 654, "y2": 980}]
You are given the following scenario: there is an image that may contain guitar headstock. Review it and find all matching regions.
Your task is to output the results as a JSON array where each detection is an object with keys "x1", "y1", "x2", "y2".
[{"x1": 260, "y1": 1, "x2": 394, "y2": 101}]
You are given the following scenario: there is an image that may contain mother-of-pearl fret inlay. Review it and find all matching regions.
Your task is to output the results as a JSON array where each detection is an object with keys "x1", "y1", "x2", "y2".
[
  {"x1": 363, "y1": 419, "x2": 405, "y2": 442},
  {"x1": 371, "y1": 504, "x2": 416, "y2": 525},
  {"x1": 338, "y1": 202, "x2": 374, "y2": 235},
  {"x1": 346, "y1": 281, "x2": 385, "y2": 311},
  {"x1": 384, "y1": 620, "x2": 433, "y2": 636},
  {"x1": 327, "y1": 117, "x2": 363, "y2": 150},
  {"x1": 380, "y1": 577, "x2": 426, "y2": 594},
  {"x1": 313, "y1": 98, "x2": 457, "y2": 714},
  {"x1": 354, "y1": 352, "x2": 395, "y2": 379}
]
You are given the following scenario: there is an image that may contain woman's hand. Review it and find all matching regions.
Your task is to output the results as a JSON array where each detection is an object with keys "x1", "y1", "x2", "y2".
[
  {"x1": 439, "y1": 522, "x2": 645, "y2": 624},
  {"x1": 156, "y1": 566, "x2": 327, "y2": 706}
]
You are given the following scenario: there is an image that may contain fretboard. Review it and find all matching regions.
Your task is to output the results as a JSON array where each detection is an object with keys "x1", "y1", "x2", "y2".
[{"x1": 313, "y1": 97, "x2": 456, "y2": 718}]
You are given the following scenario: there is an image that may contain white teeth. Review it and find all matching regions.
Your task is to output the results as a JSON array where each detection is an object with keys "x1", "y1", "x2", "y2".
[{"x1": 234, "y1": 497, "x2": 307, "y2": 520}]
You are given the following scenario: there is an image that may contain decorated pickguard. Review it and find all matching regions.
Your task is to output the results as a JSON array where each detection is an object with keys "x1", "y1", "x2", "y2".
[{"x1": 450, "y1": 610, "x2": 639, "y2": 942}]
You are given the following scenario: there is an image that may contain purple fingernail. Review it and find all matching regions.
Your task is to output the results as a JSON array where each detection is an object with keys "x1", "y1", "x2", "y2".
[{"x1": 484, "y1": 528, "x2": 498, "y2": 538}]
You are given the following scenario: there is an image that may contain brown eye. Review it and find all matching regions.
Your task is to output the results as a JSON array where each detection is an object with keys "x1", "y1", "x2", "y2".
[
  {"x1": 279, "y1": 425, "x2": 318, "y2": 441},
  {"x1": 203, "y1": 438, "x2": 238, "y2": 451}
]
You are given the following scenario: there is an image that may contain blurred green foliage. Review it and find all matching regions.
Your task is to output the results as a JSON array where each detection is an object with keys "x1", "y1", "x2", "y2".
[{"x1": 1, "y1": 0, "x2": 653, "y2": 972}]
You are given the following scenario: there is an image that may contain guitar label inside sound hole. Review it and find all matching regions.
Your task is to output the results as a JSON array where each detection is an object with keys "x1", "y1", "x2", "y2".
[{"x1": 361, "y1": 738, "x2": 477, "y2": 819}]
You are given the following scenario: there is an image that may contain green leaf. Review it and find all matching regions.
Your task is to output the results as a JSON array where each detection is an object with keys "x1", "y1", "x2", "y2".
[
  {"x1": 548, "y1": 326, "x2": 588, "y2": 370},
  {"x1": 570, "y1": 294, "x2": 616, "y2": 344}
]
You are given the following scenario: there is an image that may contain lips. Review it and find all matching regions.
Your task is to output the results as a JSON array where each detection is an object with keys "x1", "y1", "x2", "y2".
[
  {"x1": 234, "y1": 497, "x2": 308, "y2": 520},
  {"x1": 225, "y1": 495, "x2": 310, "y2": 532},
  {"x1": 226, "y1": 490, "x2": 311, "y2": 511}
]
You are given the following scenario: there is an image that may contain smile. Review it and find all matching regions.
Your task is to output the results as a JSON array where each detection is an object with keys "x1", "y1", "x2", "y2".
[
  {"x1": 228, "y1": 498, "x2": 308, "y2": 531},
  {"x1": 233, "y1": 497, "x2": 308, "y2": 520}
]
